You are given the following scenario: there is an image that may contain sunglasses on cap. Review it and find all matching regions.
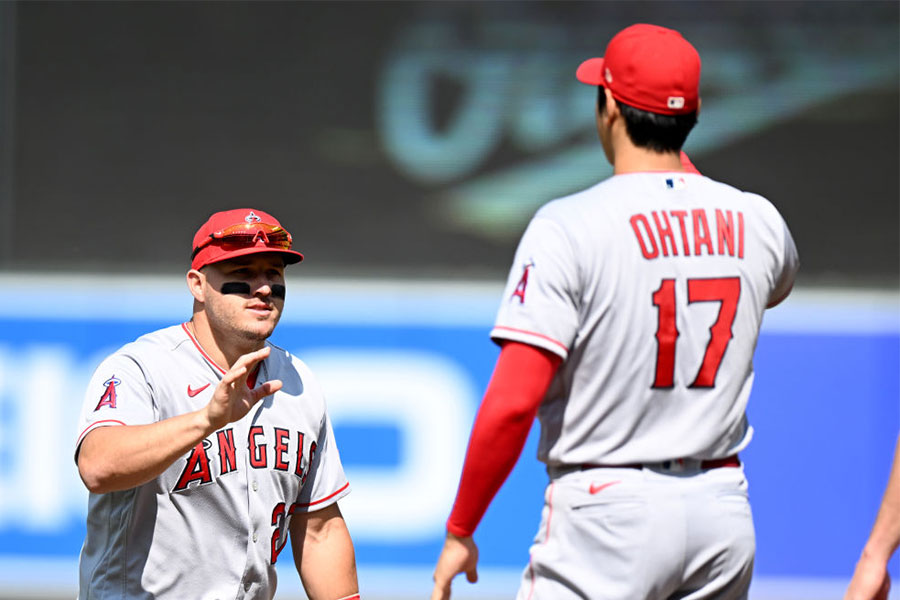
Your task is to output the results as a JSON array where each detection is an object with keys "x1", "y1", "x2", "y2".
[{"x1": 191, "y1": 221, "x2": 294, "y2": 259}]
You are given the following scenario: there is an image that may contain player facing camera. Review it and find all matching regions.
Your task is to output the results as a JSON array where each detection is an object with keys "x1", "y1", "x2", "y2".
[{"x1": 75, "y1": 207, "x2": 359, "y2": 600}]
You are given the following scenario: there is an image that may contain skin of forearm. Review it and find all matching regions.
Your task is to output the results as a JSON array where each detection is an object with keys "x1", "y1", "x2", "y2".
[
  {"x1": 76, "y1": 349, "x2": 274, "y2": 495},
  {"x1": 863, "y1": 441, "x2": 900, "y2": 561},
  {"x1": 293, "y1": 512, "x2": 358, "y2": 600},
  {"x1": 77, "y1": 409, "x2": 214, "y2": 494}
]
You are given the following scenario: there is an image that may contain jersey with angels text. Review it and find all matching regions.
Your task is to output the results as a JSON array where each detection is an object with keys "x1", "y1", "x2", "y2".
[
  {"x1": 75, "y1": 323, "x2": 350, "y2": 600},
  {"x1": 492, "y1": 172, "x2": 798, "y2": 467}
]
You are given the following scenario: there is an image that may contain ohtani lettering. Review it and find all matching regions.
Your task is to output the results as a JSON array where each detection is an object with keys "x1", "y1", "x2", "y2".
[
  {"x1": 630, "y1": 209, "x2": 744, "y2": 260},
  {"x1": 172, "y1": 426, "x2": 315, "y2": 492}
]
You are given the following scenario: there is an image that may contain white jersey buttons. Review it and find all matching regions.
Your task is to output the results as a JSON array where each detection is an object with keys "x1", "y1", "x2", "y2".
[
  {"x1": 252, "y1": 531, "x2": 258, "y2": 543},
  {"x1": 252, "y1": 480, "x2": 258, "y2": 492}
]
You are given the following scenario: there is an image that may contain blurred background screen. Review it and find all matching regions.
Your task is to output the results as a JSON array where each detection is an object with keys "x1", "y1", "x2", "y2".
[
  {"x1": 0, "y1": 2, "x2": 897, "y2": 599},
  {"x1": 0, "y1": 0, "x2": 896, "y2": 286}
]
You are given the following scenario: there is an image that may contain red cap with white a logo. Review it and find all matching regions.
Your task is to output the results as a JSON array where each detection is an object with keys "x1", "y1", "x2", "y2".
[{"x1": 190, "y1": 208, "x2": 304, "y2": 271}]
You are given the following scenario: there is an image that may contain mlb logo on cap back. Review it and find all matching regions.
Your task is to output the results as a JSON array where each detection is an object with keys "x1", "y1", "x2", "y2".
[{"x1": 575, "y1": 23, "x2": 701, "y2": 116}]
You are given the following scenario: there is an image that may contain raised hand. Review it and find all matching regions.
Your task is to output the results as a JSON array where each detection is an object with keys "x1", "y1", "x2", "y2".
[{"x1": 205, "y1": 346, "x2": 283, "y2": 431}]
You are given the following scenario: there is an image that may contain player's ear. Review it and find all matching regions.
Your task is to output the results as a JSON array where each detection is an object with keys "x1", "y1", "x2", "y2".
[
  {"x1": 603, "y1": 88, "x2": 619, "y2": 122},
  {"x1": 186, "y1": 269, "x2": 206, "y2": 303}
]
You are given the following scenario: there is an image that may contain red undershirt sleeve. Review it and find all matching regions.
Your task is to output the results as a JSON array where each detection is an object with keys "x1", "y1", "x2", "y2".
[{"x1": 445, "y1": 341, "x2": 562, "y2": 538}]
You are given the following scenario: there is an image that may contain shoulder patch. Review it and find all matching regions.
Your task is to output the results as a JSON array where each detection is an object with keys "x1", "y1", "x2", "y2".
[
  {"x1": 94, "y1": 376, "x2": 121, "y2": 411},
  {"x1": 512, "y1": 260, "x2": 535, "y2": 304}
]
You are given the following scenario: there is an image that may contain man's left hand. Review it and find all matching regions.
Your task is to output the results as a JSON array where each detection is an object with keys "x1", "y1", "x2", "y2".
[{"x1": 431, "y1": 532, "x2": 479, "y2": 600}]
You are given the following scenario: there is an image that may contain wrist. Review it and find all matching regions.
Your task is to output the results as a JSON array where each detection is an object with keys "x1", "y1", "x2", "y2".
[
  {"x1": 194, "y1": 407, "x2": 218, "y2": 438},
  {"x1": 446, "y1": 527, "x2": 473, "y2": 542},
  {"x1": 860, "y1": 543, "x2": 892, "y2": 567},
  {"x1": 446, "y1": 521, "x2": 473, "y2": 539}
]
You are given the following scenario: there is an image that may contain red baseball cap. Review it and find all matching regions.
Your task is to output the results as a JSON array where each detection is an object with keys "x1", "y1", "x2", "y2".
[
  {"x1": 576, "y1": 24, "x2": 701, "y2": 115},
  {"x1": 190, "y1": 208, "x2": 304, "y2": 271}
]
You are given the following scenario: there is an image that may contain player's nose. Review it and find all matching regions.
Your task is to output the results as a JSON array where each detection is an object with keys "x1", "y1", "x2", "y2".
[
  {"x1": 251, "y1": 277, "x2": 284, "y2": 300},
  {"x1": 252, "y1": 280, "x2": 273, "y2": 297}
]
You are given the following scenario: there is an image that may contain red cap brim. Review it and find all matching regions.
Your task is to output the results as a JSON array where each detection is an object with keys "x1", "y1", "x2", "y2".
[
  {"x1": 191, "y1": 246, "x2": 304, "y2": 271},
  {"x1": 576, "y1": 57, "x2": 606, "y2": 85}
]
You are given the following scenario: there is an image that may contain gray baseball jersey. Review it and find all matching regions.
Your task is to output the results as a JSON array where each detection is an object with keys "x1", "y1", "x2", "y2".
[
  {"x1": 492, "y1": 172, "x2": 798, "y2": 467},
  {"x1": 75, "y1": 323, "x2": 350, "y2": 599}
]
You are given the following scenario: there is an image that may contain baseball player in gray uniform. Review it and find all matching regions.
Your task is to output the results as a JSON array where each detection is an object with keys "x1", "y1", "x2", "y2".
[
  {"x1": 432, "y1": 24, "x2": 799, "y2": 600},
  {"x1": 76, "y1": 208, "x2": 359, "y2": 600}
]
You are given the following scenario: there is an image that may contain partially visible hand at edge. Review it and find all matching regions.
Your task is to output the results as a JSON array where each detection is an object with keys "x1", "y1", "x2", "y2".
[{"x1": 431, "y1": 533, "x2": 479, "y2": 600}]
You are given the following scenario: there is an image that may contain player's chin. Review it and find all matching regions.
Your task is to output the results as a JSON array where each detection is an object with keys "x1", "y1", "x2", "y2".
[
  {"x1": 237, "y1": 326, "x2": 276, "y2": 344},
  {"x1": 240, "y1": 314, "x2": 280, "y2": 340}
]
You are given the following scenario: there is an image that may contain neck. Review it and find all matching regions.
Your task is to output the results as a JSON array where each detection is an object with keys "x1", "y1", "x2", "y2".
[
  {"x1": 613, "y1": 144, "x2": 683, "y2": 175},
  {"x1": 188, "y1": 312, "x2": 263, "y2": 371},
  {"x1": 608, "y1": 119, "x2": 684, "y2": 175}
]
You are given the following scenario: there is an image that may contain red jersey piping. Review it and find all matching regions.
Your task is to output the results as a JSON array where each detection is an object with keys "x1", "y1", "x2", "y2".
[
  {"x1": 297, "y1": 481, "x2": 350, "y2": 508},
  {"x1": 77, "y1": 419, "x2": 127, "y2": 443},
  {"x1": 181, "y1": 322, "x2": 227, "y2": 374},
  {"x1": 492, "y1": 326, "x2": 568, "y2": 353},
  {"x1": 181, "y1": 322, "x2": 264, "y2": 387},
  {"x1": 526, "y1": 481, "x2": 555, "y2": 600}
]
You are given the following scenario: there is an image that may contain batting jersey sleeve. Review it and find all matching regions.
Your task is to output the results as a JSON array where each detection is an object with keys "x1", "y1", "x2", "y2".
[
  {"x1": 294, "y1": 410, "x2": 350, "y2": 512},
  {"x1": 75, "y1": 352, "x2": 157, "y2": 461},
  {"x1": 491, "y1": 213, "x2": 580, "y2": 360}
]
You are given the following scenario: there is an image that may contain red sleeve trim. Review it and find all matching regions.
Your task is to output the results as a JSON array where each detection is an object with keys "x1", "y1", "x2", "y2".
[
  {"x1": 77, "y1": 420, "x2": 127, "y2": 443},
  {"x1": 336, "y1": 595, "x2": 360, "y2": 600},
  {"x1": 491, "y1": 326, "x2": 568, "y2": 353},
  {"x1": 298, "y1": 481, "x2": 350, "y2": 508}
]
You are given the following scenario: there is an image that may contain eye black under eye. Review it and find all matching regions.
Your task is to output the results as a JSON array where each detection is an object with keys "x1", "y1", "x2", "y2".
[{"x1": 221, "y1": 282, "x2": 252, "y2": 295}]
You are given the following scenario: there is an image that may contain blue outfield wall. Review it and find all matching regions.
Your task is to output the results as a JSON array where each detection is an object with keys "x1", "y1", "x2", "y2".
[{"x1": 0, "y1": 274, "x2": 896, "y2": 597}]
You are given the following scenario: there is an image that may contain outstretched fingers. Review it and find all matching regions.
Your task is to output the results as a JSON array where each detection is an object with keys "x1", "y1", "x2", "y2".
[
  {"x1": 206, "y1": 346, "x2": 278, "y2": 430},
  {"x1": 253, "y1": 379, "x2": 283, "y2": 401},
  {"x1": 220, "y1": 346, "x2": 271, "y2": 387},
  {"x1": 430, "y1": 534, "x2": 479, "y2": 600},
  {"x1": 221, "y1": 365, "x2": 249, "y2": 387},
  {"x1": 234, "y1": 346, "x2": 272, "y2": 376}
]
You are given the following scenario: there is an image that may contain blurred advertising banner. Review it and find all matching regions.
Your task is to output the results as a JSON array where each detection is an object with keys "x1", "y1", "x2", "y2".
[
  {"x1": 0, "y1": 274, "x2": 897, "y2": 598},
  {"x1": 0, "y1": 1, "x2": 897, "y2": 285}
]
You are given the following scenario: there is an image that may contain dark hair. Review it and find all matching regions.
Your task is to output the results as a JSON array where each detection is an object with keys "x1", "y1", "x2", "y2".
[{"x1": 597, "y1": 87, "x2": 697, "y2": 153}]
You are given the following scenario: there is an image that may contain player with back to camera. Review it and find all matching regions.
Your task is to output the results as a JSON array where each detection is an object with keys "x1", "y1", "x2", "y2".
[
  {"x1": 75, "y1": 208, "x2": 359, "y2": 600},
  {"x1": 431, "y1": 23, "x2": 798, "y2": 600}
]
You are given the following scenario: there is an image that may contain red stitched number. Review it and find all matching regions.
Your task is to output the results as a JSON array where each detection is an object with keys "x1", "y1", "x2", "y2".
[
  {"x1": 270, "y1": 501, "x2": 299, "y2": 564},
  {"x1": 651, "y1": 277, "x2": 741, "y2": 389}
]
